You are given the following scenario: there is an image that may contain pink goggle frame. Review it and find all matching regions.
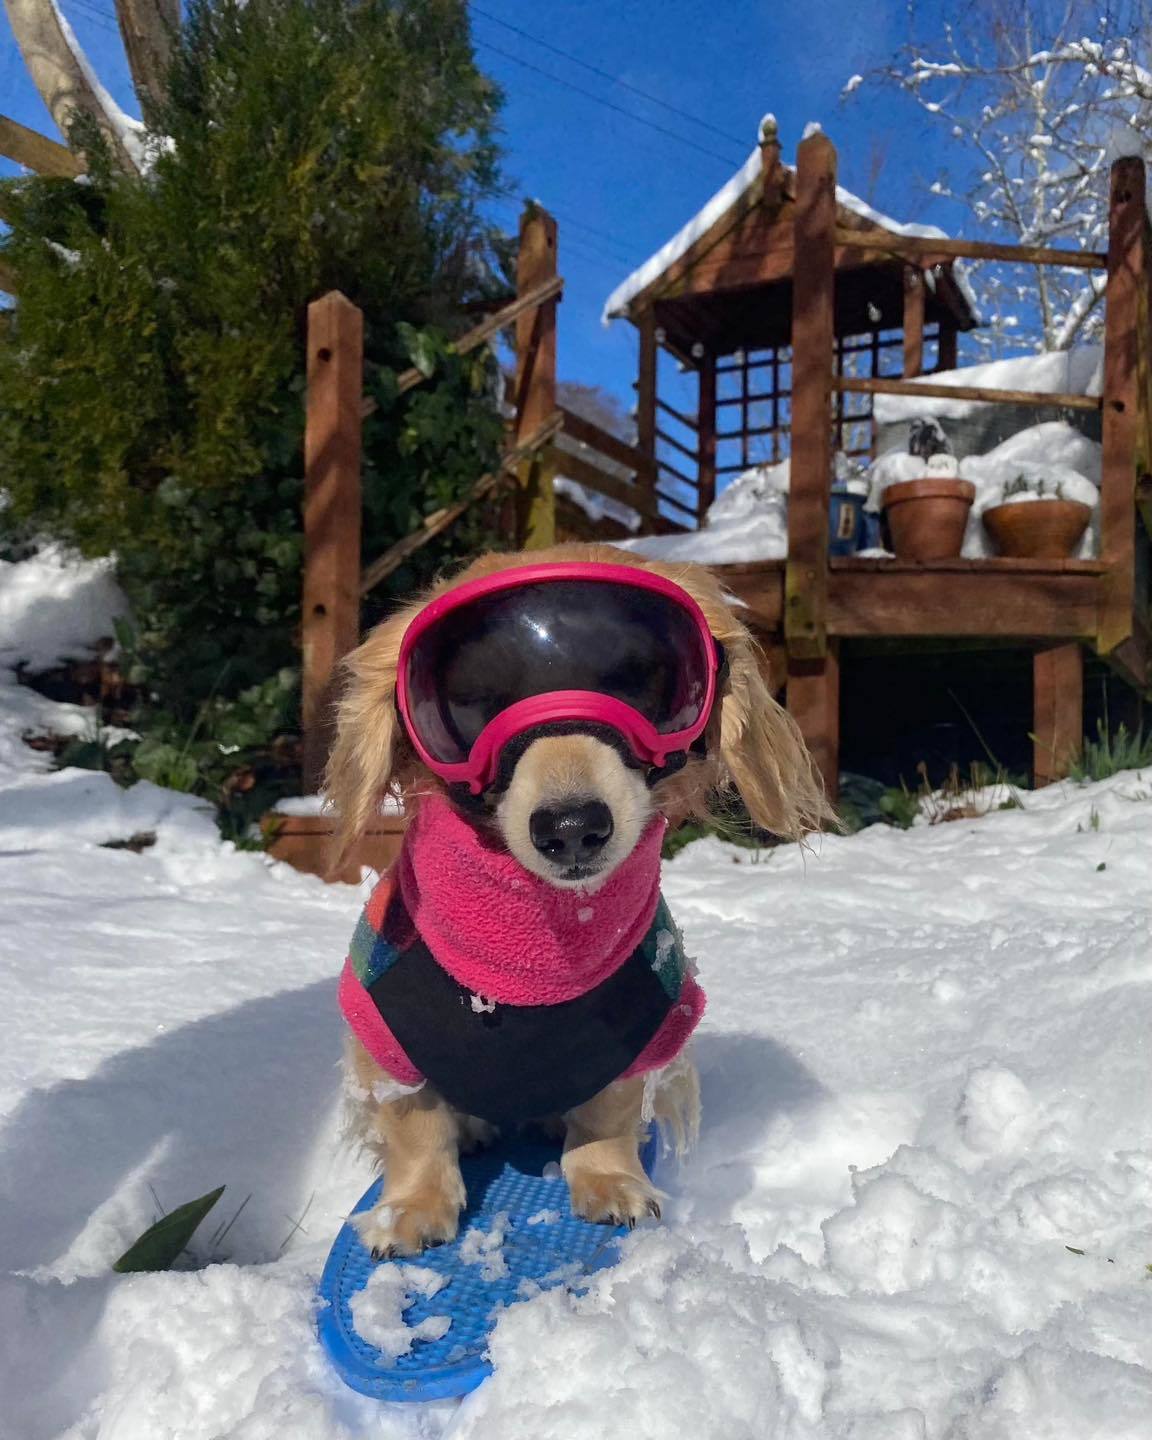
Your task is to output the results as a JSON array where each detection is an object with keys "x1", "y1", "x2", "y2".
[{"x1": 395, "y1": 562, "x2": 723, "y2": 794}]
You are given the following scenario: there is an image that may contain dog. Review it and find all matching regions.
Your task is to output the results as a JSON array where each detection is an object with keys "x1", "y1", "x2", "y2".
[{"x1": 325, "y1": 542, "x2": 828, "y2": 1257}]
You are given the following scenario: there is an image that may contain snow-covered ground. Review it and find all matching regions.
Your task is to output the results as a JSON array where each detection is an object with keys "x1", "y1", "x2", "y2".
[{"x1": 2, "y1": 556, "x2": 1151, "y2": 1438}]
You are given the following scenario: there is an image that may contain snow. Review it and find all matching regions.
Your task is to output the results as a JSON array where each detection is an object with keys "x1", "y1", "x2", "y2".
[
  {"x1": 0, "y1": 542, "x2": 128, "y2": 672},
  {"x1": 872, "y1": 347, "x2": 1103, "y2": 423},
  {"x1": 602, "y1": 143, "x2": 969, "y2": 323},
  {"x1": 3, "y1": 550, "x2": 1152, "y2": 1436},
  {"x1": 618, "y1": 457, "x2": 790, "y2": 564},
  {"x1": 459, "y1": 1213, "x2": 510, "y2": 1281},
  {"x1": 349, "y1": 1265, "x2": 450, "y2": 1358},
  {"x1": 554, "y1": 476, "x2": 641, "y2": 533},
  {"x1": 273, "y1": 794, "x2": 403, "y2": 818}
]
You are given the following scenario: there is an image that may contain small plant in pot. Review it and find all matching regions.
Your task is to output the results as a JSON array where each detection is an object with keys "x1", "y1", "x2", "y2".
[
  {"x1": 982, "y1": 473, "x2": 1093, "y2": 559},
  {"x1": 882, "y1": 453, "x2": 976, "y2": 562}
]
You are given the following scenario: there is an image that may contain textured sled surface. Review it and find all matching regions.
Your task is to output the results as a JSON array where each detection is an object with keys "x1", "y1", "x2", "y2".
[{"x1": 317, "y1": 1132, "x2": 657, "y2": 1402}]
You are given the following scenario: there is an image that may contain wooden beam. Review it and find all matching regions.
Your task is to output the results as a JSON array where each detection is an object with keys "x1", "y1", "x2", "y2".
[
  {"x1": 1033, "y1": 643, "x2": 1084, "y2": 787},
  {"x1": 713, "y1": 562, "x2": 786, "y2": 631},
  {"x1": 636, "y1": 309, "x2": 658, "y2": 512},
  {"x1": 832, "y1": 228, "x2": 1108, "y2": 271},
  {"x1": 0, "y1": 113, "x2": 84, "y2": 176},
  {"x1": 559, "y1": 405, "x2": 657, "y2": 484},
  {"x1": 902, "y1": 266, "x2": 924, "y2": 378},
  {"x1": 826, "y1": 564, "x2": 1100, "y2": 639},
  {"x1": 787, "y1": 643, "x2": 840, "y2": 802},
  {"x1": 113, "y1": 0, "x2": 178, "y2": 124},
  {"x1": 785, "y1": 130, "x2": 837, "y2": 659},
  {"x1": 302, "y1": 291, "x2": 364, "y2": 792},
  {"x1": 836, "y1": 374, "x2": 1102, "y2": 413},
  {"x1": 547, "y1": 445, "x2": 661, "y2": 526},
  {"x1": 1097, "y1": 156, "x2": 1145, "y2": 655},
  {"x1": 937, "y1": 317, "x2": 958, "y2": 372},
  {"x1": 513, "y1": 205, "x2": 559, "y2": 550},
  {"x1": 697, "y1": 352, "x2": 717, "y2": 521}
]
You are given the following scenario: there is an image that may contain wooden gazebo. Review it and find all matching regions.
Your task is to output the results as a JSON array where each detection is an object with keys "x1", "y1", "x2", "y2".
[{"x1": 598, "y1": 125, "x2": 1150, "y2": 798}]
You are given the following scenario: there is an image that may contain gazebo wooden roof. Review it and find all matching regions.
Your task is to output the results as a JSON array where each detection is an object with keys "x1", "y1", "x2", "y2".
[{"x1": 603, "y1": 117, "x2": 978, "y2": 362}]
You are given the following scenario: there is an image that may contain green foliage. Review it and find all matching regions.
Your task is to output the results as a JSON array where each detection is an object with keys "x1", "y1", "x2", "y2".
[
  {"x1": 878, "y1": 782, "x2": 921, "y2": 830},
  {"x1": 1070, "y1": 720, "x2": 1152, "y2": 782},
  {"x1": 0, "y1": 0, "x2": 508, "y2": 826},
  {"x1": 113, "y1": 1185, "x2": 225, "y2": 1272}
]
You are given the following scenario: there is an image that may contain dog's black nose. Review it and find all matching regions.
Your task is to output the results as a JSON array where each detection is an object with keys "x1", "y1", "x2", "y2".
[{"x1": 529, "y1": 800, "x2": 614, "y2": 865}]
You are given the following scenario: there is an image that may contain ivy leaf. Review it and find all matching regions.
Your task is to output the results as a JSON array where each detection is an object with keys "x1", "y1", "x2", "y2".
[{"x1": 397, "y1": 321, "x2": 439, "y2": 378}]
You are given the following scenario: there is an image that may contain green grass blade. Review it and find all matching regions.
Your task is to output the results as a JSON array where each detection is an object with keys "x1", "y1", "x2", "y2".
[{"x1": 113, "y1": 1185, "x2": 226, "y2": 1273}]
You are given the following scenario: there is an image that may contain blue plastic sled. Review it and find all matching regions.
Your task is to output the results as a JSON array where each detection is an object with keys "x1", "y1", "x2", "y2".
[{"x1": 317, "y1": 1131, "x2": 657, "y2": 1402}]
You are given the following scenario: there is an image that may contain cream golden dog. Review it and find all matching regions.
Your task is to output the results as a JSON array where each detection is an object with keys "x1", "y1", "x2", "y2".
[{"x1": 325, "y1": 542, "x2": 828, "y2": 1257}]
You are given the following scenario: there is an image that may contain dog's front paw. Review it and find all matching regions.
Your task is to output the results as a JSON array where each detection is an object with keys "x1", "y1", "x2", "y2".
[
  {"x1": 353, "y1": 1180, "x2": 464, "y2": 1258},
  {"x1": 565, "y1": 1169, "x2": 663, "y2": 1229}
]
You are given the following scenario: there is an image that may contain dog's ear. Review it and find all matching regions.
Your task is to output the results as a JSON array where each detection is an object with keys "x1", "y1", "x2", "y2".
[
  {"x1": 715, "y1": 624, "x2": 833, "y2": 842},
  {"x1": 323, "y1": 602, "x2": 419, "y2": 873}
]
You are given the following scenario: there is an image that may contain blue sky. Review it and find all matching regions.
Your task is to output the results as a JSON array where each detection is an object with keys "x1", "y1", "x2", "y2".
[{"x1": 1, "y1": 0, "x2": 970, "y2": 406}]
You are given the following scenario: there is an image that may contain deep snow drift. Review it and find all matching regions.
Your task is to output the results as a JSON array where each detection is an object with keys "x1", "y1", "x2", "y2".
[{"x1": 2, "y1": 556, "x2": 1151, "y2": 1438}]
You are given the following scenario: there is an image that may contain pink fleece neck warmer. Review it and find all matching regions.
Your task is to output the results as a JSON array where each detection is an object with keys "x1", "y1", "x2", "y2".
[{"x1": 395, "y1": 792, "x2": 665, "y2": 1005}]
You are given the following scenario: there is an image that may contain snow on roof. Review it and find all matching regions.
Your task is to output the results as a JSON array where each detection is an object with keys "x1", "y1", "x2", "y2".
[
  {"x1": 873, "y1": 347, "x2": 1103, "y2": 424},
  {"x1": 602, "y1": 133, "x2": 968, "y2": 324}
]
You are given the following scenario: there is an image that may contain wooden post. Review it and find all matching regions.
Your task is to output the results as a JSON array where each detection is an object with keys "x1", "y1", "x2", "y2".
[
  {"x1": 785, "y1": 129, "x2": 837, "y2": 661},
  {"x1": 514, "y1": 205, "x2": 558, "y2": 550},
  {"x1": 302, "y1": 291, "x2": 363, "y2": 792},
  {"x1": 697, "y1": 352, "x2": 717, "y2": 522},
  {"x1": 787, "y1": 643, "x2": 840, "y2": 802},
  {"x1": 1098, "y1": 156, "x2": 1144, "y2": 655},
  {"x1": 636, "y1": 309, "x2": 658, "y2": 512},
  {"x1": 1033, "y1": 643, "x2": 1083, "y2": 787},
  {"x1": 902, "y1": 266, "x2": 925, "y2": 378},
  {"x1": 937, "y1": 315, "x2": 958, "y2": 372}
]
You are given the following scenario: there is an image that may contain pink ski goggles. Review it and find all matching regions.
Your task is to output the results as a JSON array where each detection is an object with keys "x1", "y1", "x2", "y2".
[{"x1": 396, "y1": 563, "x2": 724, "y2": 794}]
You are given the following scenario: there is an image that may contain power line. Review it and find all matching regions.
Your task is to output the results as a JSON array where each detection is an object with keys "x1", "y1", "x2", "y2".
[
  {"x1": 63, "y1": 0, "x2": 121, "y2": 36},
  {"x1": 474, "y1": 39, "x2": 742, "y2": 169},
  {"x1": 471, "y1": 4, "x2": 748, "y2": 151}
]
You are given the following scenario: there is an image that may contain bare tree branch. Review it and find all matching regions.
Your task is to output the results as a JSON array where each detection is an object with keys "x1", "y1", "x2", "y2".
[
  {"x1": 3, "y1": 0, "x2": 143, "y2": 173},
  {"x1": 851, "y1": 0, "x2": 1152, "y2": 353},
  {"x1": 114, "y1": 0, "x2": 178, "y2": 124}
]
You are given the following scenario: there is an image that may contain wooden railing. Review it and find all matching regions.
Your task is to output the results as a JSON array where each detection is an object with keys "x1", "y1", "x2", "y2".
[{"x1": 552, "y1": 405, "x2": 688, "y2": 535}]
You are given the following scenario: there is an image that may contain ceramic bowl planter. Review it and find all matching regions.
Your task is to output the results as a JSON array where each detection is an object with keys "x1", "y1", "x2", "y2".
[
  {"x1": 882, "y1": 479, "x2": 976, "y2": 561},
  {"x1": 982, "y1": 499, "x2": 1093, "y2": 559}
]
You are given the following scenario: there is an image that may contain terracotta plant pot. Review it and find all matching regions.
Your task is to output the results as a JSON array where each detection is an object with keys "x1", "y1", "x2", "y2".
[
  {"x1": 882, "y1": 478, "x2": 976, "y2": 561},
  {"x1": 982, "y1": 499, "x2": 1093, "y2": 559}
]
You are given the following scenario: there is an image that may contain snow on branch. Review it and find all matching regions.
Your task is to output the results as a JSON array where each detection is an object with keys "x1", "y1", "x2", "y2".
[{"x1": 846, "y1": 1, "x2": 1152, "y2": 354}]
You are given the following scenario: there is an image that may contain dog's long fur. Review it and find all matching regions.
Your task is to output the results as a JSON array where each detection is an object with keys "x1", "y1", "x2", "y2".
[{"x1": 326, "y1": 544, "x2": 831, "y2": 1255}]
